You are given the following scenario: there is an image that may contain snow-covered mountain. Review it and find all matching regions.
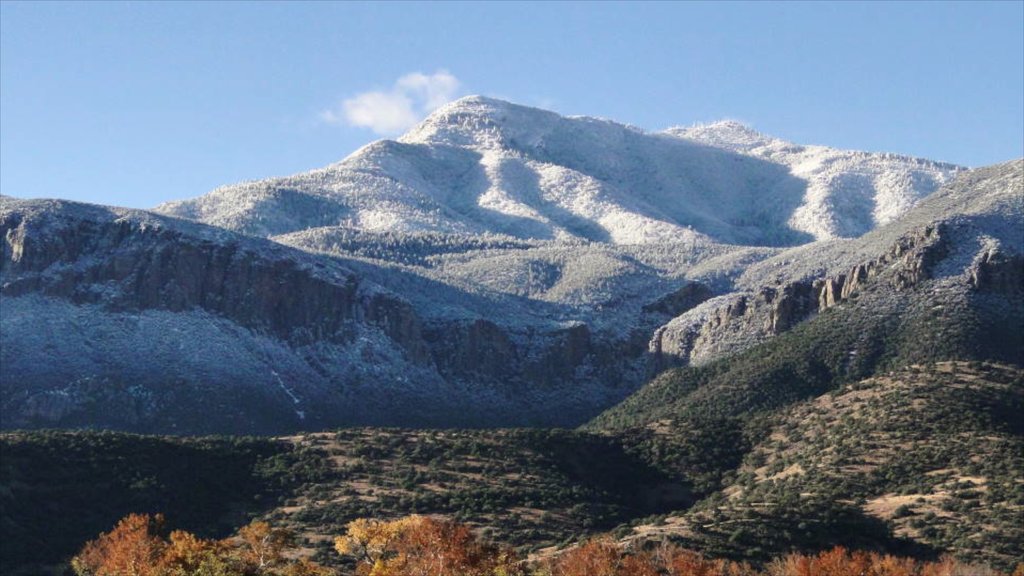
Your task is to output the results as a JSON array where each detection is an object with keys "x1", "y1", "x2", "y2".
[
  {"x1": 156, "y1": 96, "x2": 963, "y2": 245},
  {"x1": 2, "y1": 96, "x2": 1019, "y2": 435}
]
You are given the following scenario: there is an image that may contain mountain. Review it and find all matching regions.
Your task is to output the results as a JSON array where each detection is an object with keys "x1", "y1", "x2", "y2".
[
  {"x1": 646, "y1": 159, "x2": 1024, "y2": 372},
  {"x1": 1, "y1": 98, "x2": 1022, "y2": 574},
  {"x1": 1, "y1": 99, "x2": 1019, "y2": 435},
  {"x1": 155, "y1": 96, "x2": 963, "y2": 245},
  {"x1": 3, "y1": 197, "x2": 686, "y2": 431}
]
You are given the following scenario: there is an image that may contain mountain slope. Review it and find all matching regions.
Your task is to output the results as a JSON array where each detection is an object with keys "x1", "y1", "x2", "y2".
[
  {"x1": 0, "y1": 428, "x2": 687, "y2": 574},
  {"x1": 5, "y1": 363, "x2": 1021, "y2": 574},
  {"x1": 0, "y1": 198, "x2": 694, "y2": 431},
  {"x1": 668, "y1": 121, "x2": 964, "y2": 239},
  {"x1": 0, "y1": 199, "x2": 450, "y2": 432},
  {"x1": 644, "y1": 159, "x2": 1023, "y2": 373},
  {"x1": 594, "y1": 163, "x2": 1023, "y2": 430},
  {"x1": 608, "y1": 362, "x2": 1024, "y2": 569},
  {"x1": 2, "y1": 160, "x2": 1017, "y2": 434},
  {"x1": 583, "y1": 162, "x2": 1023, "y2": 568},
  {"x1": 156, "y1": 96, "x2": 962, "y2": 246}
]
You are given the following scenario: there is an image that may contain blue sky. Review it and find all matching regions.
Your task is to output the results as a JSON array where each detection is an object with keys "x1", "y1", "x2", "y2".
[{"x1": 2, "y1": 1, "x2": 1022, "y2": 209}]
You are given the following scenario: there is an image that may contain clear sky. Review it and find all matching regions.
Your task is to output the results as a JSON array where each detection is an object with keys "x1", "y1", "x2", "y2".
[{"x1": 2, "y1": 1, "x2": 1022, "y2": 209}]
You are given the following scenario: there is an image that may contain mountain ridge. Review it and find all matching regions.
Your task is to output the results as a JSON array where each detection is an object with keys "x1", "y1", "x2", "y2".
[
  {"x1": 155, "y1": 96, "x2": 964, "y2": 245},
  {"x1": 1, "y1": 97, "x2": 1020, "y2": 434}
]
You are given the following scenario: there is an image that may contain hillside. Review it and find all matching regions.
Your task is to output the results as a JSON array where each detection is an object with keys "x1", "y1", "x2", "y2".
[
  {"x1": 608, "y1": 362, "x2": 1024, "y2": 569},
  {"x1": 1, "y1": 197, "x2": 673, "y2": 431},
  {"x1": 4, "y1": 359, "x2": 1022, "y2": 575},
  {"x1": 0, "y1": 428, "x2": 687, "y2": 575}
]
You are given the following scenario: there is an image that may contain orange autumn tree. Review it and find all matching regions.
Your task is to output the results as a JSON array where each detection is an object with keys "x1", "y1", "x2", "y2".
[
  {"x1": 545, "y1": 538, "x2": 627, "y2": 576},
  {"x1": 543, "y1": 537, "x2": 756, "y2": 576},
  {"x1": 73, "y1": 512, "x2": 1023, "y2": 576},
  {"x1": 388, "y1": 515, "x2": 520, "y2": 576},
  {"x1": 335, "y1": 515, "x2": 521, "y2": 576},
  {"x1": 762, "y1": 546, "x2": 1016, "y2": 576},
  {"x1": 71, "y1": 513, "x2": 332, "y2": 576},
  {"x1": 160, "y1": 529, "x2": 231, "y2": 575},
  {"x1": 72, "y1": 513, "x2": 168, "y2": 576}
]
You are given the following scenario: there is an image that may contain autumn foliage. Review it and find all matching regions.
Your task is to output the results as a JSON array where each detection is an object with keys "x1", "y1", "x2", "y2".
[
  {"x1": 76, "y1": 513, "x2": 1021, "y2": 576},
  {"x1": 72, "y1": 513, "x2": 168, "y2": 576},
  {"x1": 542, "y1": 537, "x2": 758, "y2": 576},
  {"x1": 334, "y1": 515, "x2": 519, "y2": 576},
  {"x1": 71, "y1": 514, "x2": 331, "y2": 576}
]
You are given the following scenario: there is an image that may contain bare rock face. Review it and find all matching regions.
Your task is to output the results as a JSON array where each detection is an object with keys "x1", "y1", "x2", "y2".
[
  {"x1": 426, "y1": 318, "x2": 518, "y2": 381},
  {"x1": 765, "y1": 282, "x2": 817, "y2": 334},
  {"x1": 815, "y1": 275, "x2": 845, "y2": 311},
  {"x1": 0, "y1": 200, "x2": 635, "y2": 430},
  {"x1": 650, "y1": 223, "x2": 954, "y2": 369},
  {"x1": 424, "y1": 320, "x2": 597, "y2": 392},
  {"x1": 642, "y1": 282, "x2": 715, "y2": 316},
  {"x1": 1, "y1": 205, "x2": 430, "y2": 362},
  {"x1": 970, "y1": 249, "x2": 1024, "y2": 294}
]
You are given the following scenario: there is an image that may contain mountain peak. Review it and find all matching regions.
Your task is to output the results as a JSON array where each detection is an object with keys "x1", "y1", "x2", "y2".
[
  {"x1": 703, "y1": 119, "x2": 756, "y2": 131},
  {"x1": 664, "y1": 120, "x2": 777, "y2": 151},
  {"x1": 158, "y1": 97, "x2": 964, "y2": 245},
  {"x1": 401, "y1": 95, "x2": 560, "y2": 148},
  {"x1": 445, "y1": 94, "x2": 513, "y2": 108},
  {"x1": 418, "y1": 94, "x2": 522, "y2": 124}
]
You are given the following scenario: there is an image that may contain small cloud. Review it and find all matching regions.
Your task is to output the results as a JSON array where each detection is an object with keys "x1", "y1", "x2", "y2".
[
  {"x1": 331, "y1": 91, "x2": 419, "y2": 135},
  {"x1": 323, "y1": 70, "x2": 462, "y2": 135}
]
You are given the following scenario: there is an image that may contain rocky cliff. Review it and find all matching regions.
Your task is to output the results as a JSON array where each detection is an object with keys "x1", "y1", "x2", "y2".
[{"x1": 0, "y1": 199, "x2": 650, "y2": 431}]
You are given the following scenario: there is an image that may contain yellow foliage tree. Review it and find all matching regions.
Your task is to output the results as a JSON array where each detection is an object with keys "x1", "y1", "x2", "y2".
[
  {"x1": 334, "y1": 516, "x2": 421, "y2": 575},
  {"x1": 159, "y1": 530, "x2": 228, "y2": 575},
  {"x1": 238, "y1": 520, "x2": 295, "y2": 573},
  {"x1": 335, "y1": 515, "x2": 521, "y2": 576}
]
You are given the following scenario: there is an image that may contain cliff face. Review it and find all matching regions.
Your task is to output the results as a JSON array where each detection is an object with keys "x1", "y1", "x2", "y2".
[
  {"x1": 969, "y1": 248, "x2": 1024, "y2": 294},
  {"x1": 649, "y1": 222, "x2": 963, "y2": 369},
  {"x1": 0, "y1": 200, "x2": 642, "y2": 431},
  {"x1": 1, "y1": 204, "x2": 430, "y2": 362}
]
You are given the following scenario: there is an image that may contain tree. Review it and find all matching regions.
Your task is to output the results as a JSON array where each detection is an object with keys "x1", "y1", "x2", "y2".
[
  {"x1": 334, "y1": 516, "x2": 419, "y2": 574},
  {"x1": 237, "y1": 521, "x2": 295, "y2": 574},
  {"x1": 547, "y1": 538, "x2": 621, "y2": 576},
  {"x1": 335, "y1": 515, "x2": 521, "y2": 576},
  {"x1": 72, "y1": 514, "x2": 331, "y2": 576},
  {"x1": 72, "y1": 513, "x2": 167, "y2": 576},
  {"x1": 159, "y1": 530, "x2": 230, "y2": 576}
]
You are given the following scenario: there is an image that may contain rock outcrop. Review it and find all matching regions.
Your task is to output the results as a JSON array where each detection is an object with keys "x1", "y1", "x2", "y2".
[
  {"x1": 969, "y1": 248, "x2": 1024, "y2": 294},
  {"x1": 1, "y1": 204, "x2": 431, "y2": 363},
  {"x1": 0, "y1": 200, "x2": 637, "y2": 430},
  {"x1": 650, "y1": 222, "x2": 954, "y2": 369}
]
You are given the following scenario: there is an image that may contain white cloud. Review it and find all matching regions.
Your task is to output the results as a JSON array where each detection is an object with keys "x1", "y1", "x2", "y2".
[{"x1": 323, "y1": 70, "x2": 462, "y2": 135}]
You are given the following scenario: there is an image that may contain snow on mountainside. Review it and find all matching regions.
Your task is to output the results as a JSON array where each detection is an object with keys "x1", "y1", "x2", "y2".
[
  {"x1": 3, "y1": 106, "x2": 1019, "y2": 434},
  {"x1": 156, "y1": 96, "x2": 963, "y2": 245},
  {"x1": 666, "y1": 121, "x2": 965, "y2": 239}
]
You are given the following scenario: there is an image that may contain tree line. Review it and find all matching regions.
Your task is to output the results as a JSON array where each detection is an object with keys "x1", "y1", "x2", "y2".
[{"x1": 71, "y1": 513, "x2": 1022, "y2": 576}]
